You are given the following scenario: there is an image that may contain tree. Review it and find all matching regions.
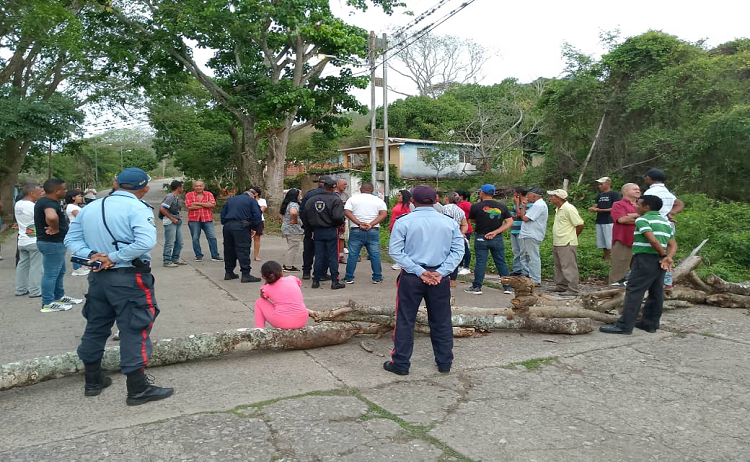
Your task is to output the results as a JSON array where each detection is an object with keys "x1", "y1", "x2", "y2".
[
  {"x1": 106, "y1": 0, "x2": 403, "y2": 209},
  {"x1": 0, "y1": 0, "x2": 141, "y2": 222},
  {"x1": 421, "y1": 146, "x2": 458, "y2": 187},
  {"x1": 390, "y1": 33, "x2": 492, "y2": 98}
]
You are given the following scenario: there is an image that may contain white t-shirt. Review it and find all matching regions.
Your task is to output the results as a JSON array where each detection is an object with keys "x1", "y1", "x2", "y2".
[
  {"x1": 344, "y1": 193, "x2": 387, "y2": 228},
  {"x1": 643, "y1": 183, "x2": 676, "y2": 217},
  {"x1": 257, "y1": 198, "x2": 267, "y2": 221},
  {"x1": 84, "y1": 189, "x2": 97, "y2": 200},
  {"x1": 66, "y1": 203, "x2": 82, "y2": 223},
  {"x1": 15, "y1": 200, "x2": 37, "y2": 246}
]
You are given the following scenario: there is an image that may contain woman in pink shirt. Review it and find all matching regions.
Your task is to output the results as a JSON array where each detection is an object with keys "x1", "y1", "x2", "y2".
[
  {"x1": 388, "y1": 189, "x2": 412, "y2": 231},
  {"x1": 255, "y1": 261, "x2": 310, "y2": 329}
]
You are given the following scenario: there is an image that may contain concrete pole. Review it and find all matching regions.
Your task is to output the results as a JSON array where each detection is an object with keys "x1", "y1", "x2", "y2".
[
  {"x1": 382, "y1": 33, "x2": 390, "y2": 200},
  {"x1": 369, "y1": 31, "x2": 377, "y2": 190}
]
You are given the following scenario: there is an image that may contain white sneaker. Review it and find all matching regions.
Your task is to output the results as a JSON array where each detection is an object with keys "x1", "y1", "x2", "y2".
[
  {"x1": 391, "y1": 263, "x2": 401, "y2": 270},
  {"x1": 458, "y1": 267, "x2": 471, "y2": 276},
  {"x1": 72, "y1": 267, "x2": 90, "y2": 276},
  {"x1": 41, "y1": 302, "x2": 73, "y2": 313},
  {"x1": 57, "y1": 295, "x2": 83, "y2": 304}
]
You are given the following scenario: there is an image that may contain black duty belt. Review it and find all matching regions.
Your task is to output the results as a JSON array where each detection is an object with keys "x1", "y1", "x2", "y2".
[
  {"x1": 109, "y1": 266, "x2": 152, "y2": 274},
  {"x1": 422, "y1": 265, "x2": 440, "y2": 271}
]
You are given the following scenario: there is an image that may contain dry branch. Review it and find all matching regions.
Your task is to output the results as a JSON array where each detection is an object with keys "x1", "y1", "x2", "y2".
[
  {"x1": 665, "y1": 287, "x2": 707, "y2": 304},
  {"x1": 1, "y1": 323, "x2": 361, "y2": 391},
  {"x1": 705, "y1": 275, "x2": 750, "y2": 296},
  {"x1": 686, "y1": 272, "x2": 714, "y2": 294},
  {"x1": 671, "y1": 255, "x2": 702, "y2": 284}
]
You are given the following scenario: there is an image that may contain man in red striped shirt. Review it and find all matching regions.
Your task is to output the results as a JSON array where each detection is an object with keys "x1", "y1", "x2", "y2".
[{"x1": 185, "y1": 180, "x2": 222, "y2": 262}]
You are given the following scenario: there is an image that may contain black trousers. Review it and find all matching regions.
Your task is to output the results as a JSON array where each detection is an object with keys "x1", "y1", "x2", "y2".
[
  {"x1": 313, "y1": 227, "x2": 339, "y2": 281},
  {"x1": 391, "y1": 271, "x2": 454, "y2": 372},
  {"x1": 223, "y1": 220, "x2": 252, "y2": 274},
  {"x1": 302, "y1": 227, "x2": 314, "y2": 273},
  {"x1": 616, "y1": 254, "x2": 666, "y2": 331},
  {"x1": 78, "y1": 270, "x2": 160, "y2": 375}
]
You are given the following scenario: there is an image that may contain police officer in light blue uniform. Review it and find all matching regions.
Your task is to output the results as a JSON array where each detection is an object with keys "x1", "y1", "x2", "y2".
[{"x1": 65, "y1": 168, "x2": 174, "y2": 406}]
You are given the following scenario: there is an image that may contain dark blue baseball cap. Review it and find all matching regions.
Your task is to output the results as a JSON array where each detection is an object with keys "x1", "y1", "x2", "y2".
[
  {"x1": 116, "y1": 168, "x2": 151, "y2": 190},
  {"x1": 411, "y1": 185, "x2": 437, "y2": 204}
]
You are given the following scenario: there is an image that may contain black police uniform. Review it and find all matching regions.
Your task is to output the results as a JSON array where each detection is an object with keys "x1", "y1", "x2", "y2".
[
  {"x1": 303, "y1": 188, "x2": 345, "y2": 285},
  {"x1": 220, "y1": 191, "x2": 263, "y2": 278}
]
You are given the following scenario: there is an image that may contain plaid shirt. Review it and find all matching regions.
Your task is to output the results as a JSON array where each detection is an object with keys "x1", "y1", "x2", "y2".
[{"x1": 185, "y1": 191, "x2": 216, "y2": 222}]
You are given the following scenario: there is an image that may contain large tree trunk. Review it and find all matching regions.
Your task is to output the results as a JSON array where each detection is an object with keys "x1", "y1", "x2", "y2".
[
  {"x1": 239, "y1": 116, "x2": 264, "y2": 191},
  {"x1": 0, "y1": 139, "x2": 31, "y2": 224},
  {"x1": 671, "y1": 255, "x2": 702, "y2": 284},
  {"x1": 0, "y1": 323, "x2": 361, "y2": 391},
  {"x1": 665, "y1": 287, "x2": 707, "y2": 304},
  {"x1": 686, "y1": 271, "x2": 714, "y2": 294},
  {"x1": 265, "y1": 123, "x2": 292, "y2": 212},
  {"x1": 705, "y1": 275, "x2": 750, "y2": 296}
]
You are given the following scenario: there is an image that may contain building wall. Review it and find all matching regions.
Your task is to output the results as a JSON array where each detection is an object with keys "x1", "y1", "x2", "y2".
[{"x1": 398, "y1": 143, "x2": 478, "y2": 178}]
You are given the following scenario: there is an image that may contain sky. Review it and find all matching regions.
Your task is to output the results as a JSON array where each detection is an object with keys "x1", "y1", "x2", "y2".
[{"x1": 87, "y1": 0, "x2": 749, "y2": 133}]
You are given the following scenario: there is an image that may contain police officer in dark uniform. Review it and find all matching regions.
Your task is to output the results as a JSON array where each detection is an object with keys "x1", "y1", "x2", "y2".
[
  {"x1": 299, "y1": 176, "x2": 327, "y2": 280},
  {"x1": 220, "y1": 188, "x2": 263, "y2": 282},
  {"x1": 303, "y1": 177, "x2": 346, "y2": 289},
  {"x1": 64, "y1": 168, "x2": 174, "y2": 406},
  {"x1": 385, "y1": 185, "x2": 464, "y2": 375}
]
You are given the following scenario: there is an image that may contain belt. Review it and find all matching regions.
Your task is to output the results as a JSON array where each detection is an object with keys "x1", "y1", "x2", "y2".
[
  {"x1": 351, "y1": 226, "x2": 379, "y2": 229},
  {"x1": 422, "y1": 265, "x2": 440, "y2": 270},
  {"x1": 109, "y1": 266, "x2": 152, "y2": 274}
]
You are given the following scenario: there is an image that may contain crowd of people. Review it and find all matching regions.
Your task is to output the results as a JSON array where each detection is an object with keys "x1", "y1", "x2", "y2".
[{"x1": 3, "y1": 166, "x2": 683, "y2": 400}]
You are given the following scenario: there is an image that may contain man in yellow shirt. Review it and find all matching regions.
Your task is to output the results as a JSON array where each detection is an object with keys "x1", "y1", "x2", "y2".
[{"x1": 548, "y1": 189, "x2": 584, "y2": 294}]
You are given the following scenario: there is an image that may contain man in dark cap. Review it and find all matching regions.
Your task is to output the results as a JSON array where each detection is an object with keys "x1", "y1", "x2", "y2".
[
  {"x1": 386, "y1": 185, "x2": 464, "y2": 375},
  {"x1": 303, "y1": 177, "x2": 346, "y2": 289},
  {"x1": 643, "y1": 168, "x2": 684, "y2": 289},
  {"x1": 65, "y1": 167, "x2": 174, "y2": 405},
  {"x1": 516, "y1": 187, "x2": 548, "y2": 285},
  {"x1": 220, "y1": 188, "x2": 263, "y2": 282}
]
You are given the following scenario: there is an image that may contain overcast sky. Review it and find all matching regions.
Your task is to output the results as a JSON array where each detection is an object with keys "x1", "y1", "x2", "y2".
[
  {"x1": 88, "y1": 0, "x2": 749, "y2": 133},
  {"x1": 331, "y1": 0, "x2": 750, "y2": 103}
]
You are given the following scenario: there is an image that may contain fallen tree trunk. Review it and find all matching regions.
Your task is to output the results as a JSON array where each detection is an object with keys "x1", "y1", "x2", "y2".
[
  {"x1": 0, "y1": 323, "x2": 361, "y2": 391},
  {"x1": 665, "y1": 287, "x2": 707, "y2": 304},
  {"x1": 663, "y1": 300, "x2": 693, "y2": 310},
  {"x1": 705, "y1": 275, "x2": 750, "y2": 296},
  {"x1": 686, "y1": 272, "x2": 713, "y2": 294},
  {"x1": 706, "y1": 293, "x2": 750, "y2": 308},
  {"x1": 671, "y1": 255, "x2": 702, "y2": 284}
]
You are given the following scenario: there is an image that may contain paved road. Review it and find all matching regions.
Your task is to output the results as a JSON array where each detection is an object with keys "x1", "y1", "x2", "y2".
[{"x1": 2, "y1": 178, "x2": 749, "y2": 461}]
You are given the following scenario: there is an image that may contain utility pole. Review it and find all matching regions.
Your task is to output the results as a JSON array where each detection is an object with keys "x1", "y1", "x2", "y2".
[
  {"x1": 47, "y1": 140, "x2": 52, "y2": 179},
  {"x1": 382, "y1": 33, "x2": 390, "y2": 200},
  {"x1": 94, "y1": 149, "x2": 99, "y2": 184},
  {"x1": 120, "y1": 145, "x2": 124, "y2": 171},
  {"x1": 368, "y1": 31, "x2": 377, "y2": 190}
]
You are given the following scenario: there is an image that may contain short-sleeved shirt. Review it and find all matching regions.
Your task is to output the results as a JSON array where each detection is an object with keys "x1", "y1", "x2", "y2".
[
  {"x1": 15, "y1": 199, "x2": 37, "y2": 246},
  {"x1": 161, "y1": 193, "x2": 181, "y2": 218},
  {"x1": 457, "y1": 200, "x2": 473, "y2": 234},
  {"x1": 344, "y1": 193, "x2": 387, "y2": 228},
  {"x1": 595, "y1": 191, "x2": 621, "y2": 224},
  {"x1": 389, "y1": 202, "x2": 411, "y2": 231},
  {"x1": 66, "y1": 203, "x2": 81, "y2": 223},
  {"x1": 442, "y1": 203, "x2": 466, "y2": 226},
  {"x1": 552, "y1": 201, "x2": 584, "y2": 246},
  {"x1": 84, "y1": 189, "x2": 97, "y2": 200},
  {"x1": 511, "y1": 202, "x2": 534, "y2": 235},
  {"x1": 282, "y1": 202, "x2": 303, "y2": 235},
  {"x1": 257, "y1": 197, "x2": 267, "y2": 221},
  {"x1": 185, "y1": 191, "x2": 216, "y2": 222},
  {"x1": 633, "y1": 211, "x2": 674, "y2": 255},
  {"x1": 610, "y1": 199, "x2": 637, "y2": 247},
  {"x1": 469, "y1": 200, "x2": 512, "y2": 235},
  {"x1": 519, "y1": 199, "x2": 548, "y2": 241},
  {"x1": 260, "y1": 276, "x2": 307, "y2": 316},
  {"x1": 34, "y1": 196, "x2": 68, "y2": 243},
  {"x1": 643, "y1": 183, "x2": 676, "y2": 218}
]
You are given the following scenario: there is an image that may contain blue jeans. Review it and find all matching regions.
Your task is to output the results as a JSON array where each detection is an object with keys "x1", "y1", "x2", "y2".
[
  {"x1": 37, "y1": 241, "x2": 67, "y2": 305},
  {"x1": 510, "y1": 233, "x2": 522, "y2": 273},
  {"x1": 163, "y1": 218, "x2": 183, "y2": 262},
  {"x1": 188, "y1": 220, "x2": 220, "y2": 259},
  {"x1": 519, "y1": 237, "x2": 542, "y2": 283},
  {"x1": 462, "y1": 232, "x2": 472, "y2": 267},
  {"x1": 472, "y1": 235, "x2": 511, "y2": 290},
  {"x1": 344, "y1": 227, "x2": 383, "y2": 282}
]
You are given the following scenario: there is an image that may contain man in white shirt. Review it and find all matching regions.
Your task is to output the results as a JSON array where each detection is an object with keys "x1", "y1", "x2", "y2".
[
  {"x1": 643, "y1": 168, "x2": 684, "y2": 288},
  {"x1": 14, "y1": 183, "x2": 43, "y2": 297},
  {"x1": 83, "y1": 185, "x2": 97, "y2": 204},
  {"x1": 516, "y1": 187, "x2": 549, "y2": 285},
  {"x1": 342, "y1": 182, "x2": 388, "y2": 284}
]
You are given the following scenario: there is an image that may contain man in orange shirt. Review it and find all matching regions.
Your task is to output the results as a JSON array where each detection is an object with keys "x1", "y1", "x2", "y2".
[{"x1": 185, "y1": 180, "x2": 222, "y2": 262}]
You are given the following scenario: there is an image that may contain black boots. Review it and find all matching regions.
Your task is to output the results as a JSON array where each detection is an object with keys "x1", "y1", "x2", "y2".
[
  {"x1": 84, "y1": 362, "x2": 113, "y2": 397},
  {"x1": 224, "y1": 272, "x2": 239, "y2": 280},
  {"x1": 331, "y1": 280, "x2": 345, "y2": 290},
  {"x1": 241, "y1": 273, "x2": 261, "y2": 283},
  {"x1": 126, "y1": 369, "x2": 174, "y2": 406}
]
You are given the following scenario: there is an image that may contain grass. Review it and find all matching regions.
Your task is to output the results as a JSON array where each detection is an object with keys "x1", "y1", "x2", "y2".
[
  {"x1": 699, "y1": 332, "x2": 717, "y2": 338},
  {"x1": 503, "y1": 357, "x2": 559, "y2": 370}
]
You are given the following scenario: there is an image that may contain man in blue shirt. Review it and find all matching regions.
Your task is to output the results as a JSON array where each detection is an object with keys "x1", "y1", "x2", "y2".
[
  {"x1": 386, "y1": 185, "x2": 464, "y2": 375},
  {"x1": 65, "y1": 168, "x2": 174, "y2": 406},
  {"x1": 220, "y1": 188, "x2": 263, "y2": 282}
]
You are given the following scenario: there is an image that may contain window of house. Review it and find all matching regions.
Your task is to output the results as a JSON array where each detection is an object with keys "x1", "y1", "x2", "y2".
[{"x1": 417, "y1": 148, "x2": 432, "y2": 162}]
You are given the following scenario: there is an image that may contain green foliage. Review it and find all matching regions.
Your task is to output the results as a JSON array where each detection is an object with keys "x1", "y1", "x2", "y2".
[{"x1": 354, "y1": 163, "x2": 406, "y2": 191}]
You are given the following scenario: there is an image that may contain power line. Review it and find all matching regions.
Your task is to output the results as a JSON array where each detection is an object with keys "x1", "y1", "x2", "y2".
[{"x1": 390, "y1": 0, "x2": 456, "y2": 39}]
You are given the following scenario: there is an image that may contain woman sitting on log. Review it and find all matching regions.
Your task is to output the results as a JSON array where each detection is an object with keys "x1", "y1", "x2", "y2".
[{"x1": 255, "y1": 261, "x2": 311, "y2": 329}]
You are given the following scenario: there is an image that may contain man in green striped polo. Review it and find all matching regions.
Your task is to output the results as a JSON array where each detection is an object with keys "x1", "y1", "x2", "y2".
[{"x1": 599, "y1": 195, "x2": 677, "y2": 335}]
